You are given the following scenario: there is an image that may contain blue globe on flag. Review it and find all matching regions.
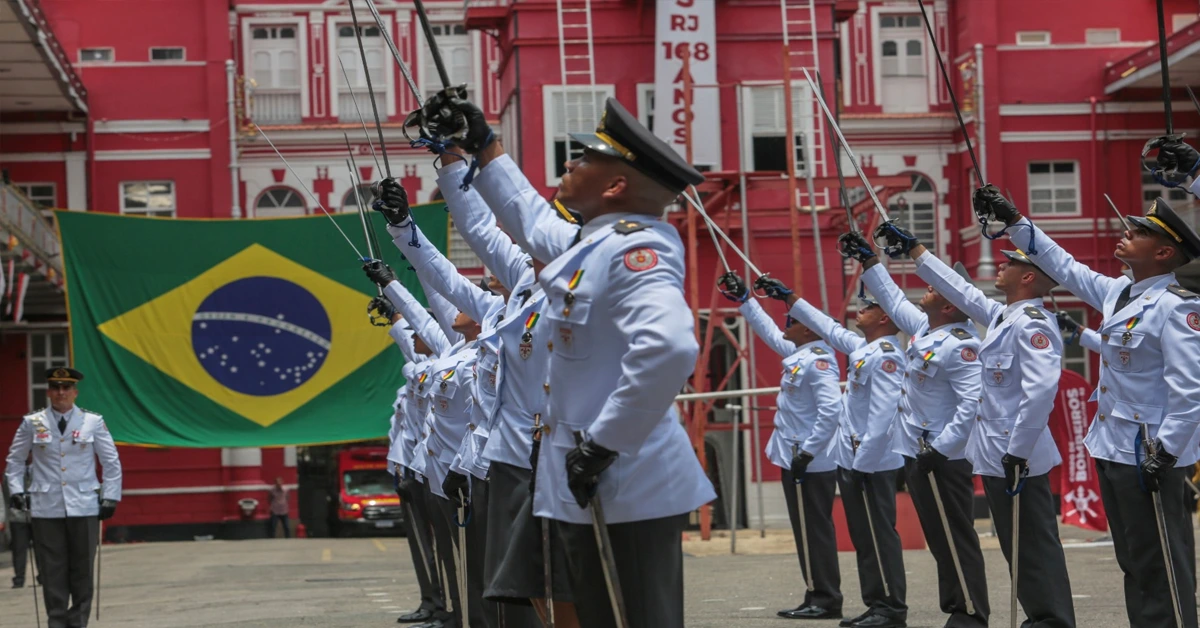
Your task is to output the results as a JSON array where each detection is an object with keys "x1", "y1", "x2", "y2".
[{"x1": 191, "y1": 276, "x2": 332, "y2": 396}]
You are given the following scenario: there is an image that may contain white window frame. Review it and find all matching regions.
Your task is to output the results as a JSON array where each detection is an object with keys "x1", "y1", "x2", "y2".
[
  {"x1": 869, "y1": 5, "x2": 940, "y2": 108},
  {"x1": 887, "y1": 174, "x2": 938, "y2": 248},
  {"x1": 149, "y1": 47, "x2": 187, "y2": 63},
  {"x1": 1058, "y1": 307, "x2": 1091, "y2": 381},
  {"x1": 78, "y1": 47, "x2": 114, "y2": 64},
  {"x1": 1084, "y1": 28, "x2": 1121, "y2": 45},
  {"x1": 1016, "y1": 31, "x2": 1052, "y2": 47},
  {"x1": 14, "y1": 182, "x2": 56, "y2": 209},
  {"x1": 28, "y1": 331, "x2": 70, "y2": 413},
  {"x1": 416, "y1": 22, "x2": 476, "y2": 104},
  {"x1": 326, "y1": 15, "x2": 397, "y2": 120},
  {"x1": 542, "y1": 84, "x2": 616, "y2": 187},
  {"x1": 241, "y1": 16, "x2": 310, "y2": 119},
  {"x1": 254, "y1": 185, "x2": 308, "y2": 217},
  {"x1": 120, "y1": 180, "x2": 177, "y2": 217},
  {"x1": 1027, "y1": 161, "x2": 1080, "y2": 216},
  {"x1": 739, "y1": 83, "x2": 814, "y2": 176},
  {"x1": 636, "y1": 83, "x2": 655, "y2": 133}
]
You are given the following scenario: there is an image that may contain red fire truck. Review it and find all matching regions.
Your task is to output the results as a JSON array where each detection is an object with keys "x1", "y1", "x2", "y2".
[{"x1": 331, "y1": 446, "x2": 404, "y2": 536}]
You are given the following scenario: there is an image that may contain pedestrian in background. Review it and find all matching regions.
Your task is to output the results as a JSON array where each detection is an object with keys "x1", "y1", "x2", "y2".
[{"x1": 267, "y1": 477, "x2": 290, "y2": 539}]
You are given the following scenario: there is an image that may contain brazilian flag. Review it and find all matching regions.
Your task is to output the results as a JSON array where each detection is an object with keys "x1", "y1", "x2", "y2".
[{"x1": 57, "y1": 205, "x2": 449, "y2": 448}]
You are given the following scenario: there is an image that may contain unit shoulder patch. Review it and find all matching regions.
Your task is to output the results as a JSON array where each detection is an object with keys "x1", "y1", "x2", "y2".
[
  {"x1": 1030, "y1": 332, "x2": 1051, "y2": 349},
  {"x1": 614, "y1": 220, "x2": 651, "y2": 235},
  {"x1": 1188, "y1": 312, "x2": 1200, "y2": 332},
  {"x1": 1024, "y1": 306, "x2": 1047, "y2": 320},
  {"x1": 815, "y1": 360, "x2": 830, "y2": 371},
  {"x1": 882, "y1": 359, "x2": 898, "y2": 373},
  {"x1": 1167, "y1": 284, "x2": 1200, "y2": 300},
  {"x1": 960, "y1": 347, "x2": 978, "y2": 362},
  {"x1": 623, "y1": 248, "x2": 659, "y2": 272},
  {"x1": 879, "y1": 341, "x2": 896, "y2": 352},
  {"x1": 950, "y1": 327, "x2": 972, "y2": 340}
]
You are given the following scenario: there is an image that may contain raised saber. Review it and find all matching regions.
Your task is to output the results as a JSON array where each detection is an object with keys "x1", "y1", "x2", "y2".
[
  {"x1": 1103, "y1": 193, "x2": 1132, "y2": 232},
  {"x1": 791, "y1": 444, "x2": 813, "y2": 593},
  {"x1": 1009, "y1": 466, "x2": 1021, "y2": 628},
  {"x1": 1156, "y1": 0, "x2": 1174, "y2": 135},
  {"x1": 860, "y1": 475, "x2": 891, "y2": 598},
  {"x1": 1143, "y1": 424, "x2": 1185, "y2": 628},
  {"x1": 572, "y1": 432, "x2": 630, "y2": 628},
  {"x1": 919, "y1": 437, "x2": 975, "y2": 616},
  {"x1": 348, "y1": 0, "x2": 391, "y2": 178},
  {"x1": 917, "y1": 0, "x2": 984, "y2": 186},
  {"x1": 362, "y1": 0, "x2": 422, "y2": 103},
  {"x1": 801, "y1": 68, "x2": 892, "y2": 224},
  {"x1": 412, "y1": 0, "x2": 451, "y2": 89},
  {"x1": 814, "y1": 70, "x2": 855, "y2": 232},
  {"x1": 344, "y1": 133, "x2": 383, "y2": 257},
  {"x1": 336, "y1": 54, "x2": 382, "y2": 174}
]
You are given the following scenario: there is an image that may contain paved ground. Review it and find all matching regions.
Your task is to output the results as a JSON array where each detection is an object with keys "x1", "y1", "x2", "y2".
[{"x1": 0, "y1": 523, "x2": 1178, "y2": 627}]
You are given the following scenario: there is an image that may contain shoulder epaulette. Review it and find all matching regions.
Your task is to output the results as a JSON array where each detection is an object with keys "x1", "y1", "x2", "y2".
[
  {"x1": 950, "y1": 327, "x2": 972, "y2": 340},
  {"x1": 1167, "y1": 284, "x2": 1200, "y2": 299},
  {"x1": 614, "y1": 220, "x2": 651, "y2": 235},
  {"x1": 1024, "y1": 306, "x2": 1046, "y2": 320},
  {"x1": 811, "y1": 347, "x2": 828, "y2": 355},
  {"x1": 879, "y1": 341, "x2": 896, "y2": 352}
]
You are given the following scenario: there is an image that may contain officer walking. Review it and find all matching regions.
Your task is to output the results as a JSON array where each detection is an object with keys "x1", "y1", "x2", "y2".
[
  {"x1": 840, "y1": 231, "x2": 990, "y2": 627},
  {"x1": 5, "y1": 368, "x2": 122, "y2": 628},
  {"x1": 977, "y1": 159, "x2": 1200, "y2": 627},
  {"x1": 755, "y1": 275, "x2": 909, "y2": 628},
  {"x1": 877, "y1": 223, "x2": 1076, "y2": 627},
  {"x1": 717, "y1": 271, "x2": 844, "y2": 621},
  {"x1": 420, "y1": 94, "x2": 716, "y2": 628}
]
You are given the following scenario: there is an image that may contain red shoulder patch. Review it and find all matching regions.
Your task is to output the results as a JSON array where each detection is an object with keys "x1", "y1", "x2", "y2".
[
  {"x1": 1030, "y1": 332, "x2": 1050, "y2": 349},
  {"x1": 1188, "y1": 312, "x2": 1200, "y2": 332},
  {"x1": 623, "y1": 248, "x2": 658, "y2": 272},
  {"x1": 960, "y1": 347, "x2": 977, "y2": 362},
  {"x1": 815, "y1": 360, "x2": 829, "y2": 371},
  {"x1": 882, "y1": 360, "x2": 897, "y2": 373}
]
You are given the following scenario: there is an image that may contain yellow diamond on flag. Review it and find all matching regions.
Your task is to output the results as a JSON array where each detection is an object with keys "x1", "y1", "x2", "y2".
[{"x1": 97, "y1": 244, "x2": 390, "y2": 427}]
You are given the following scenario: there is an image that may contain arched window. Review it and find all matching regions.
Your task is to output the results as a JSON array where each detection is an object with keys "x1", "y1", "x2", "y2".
[
  {"x1": 340, "y1": 184, "x2": 375, "y2": 212},
  {"x1": 255, "y1": 186, "x2": 306, "y2": 217},
  {"x1": 887, "y1": 174, "x2": 938, "y2": 247}
]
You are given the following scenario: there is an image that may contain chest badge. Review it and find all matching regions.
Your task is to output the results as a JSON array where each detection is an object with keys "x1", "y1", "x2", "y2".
[
  {"x1": 854, "y1": 358, "x2": 865, "y2": 379},
  {"x1": 921, "y1": 350, "x2": 935, "y2": 370},
  {"x1": 992, "y1": 371, "x2": 1005, "y2": 385},
  {"x1": 1118, "y1": 350, "x2": 1131, "y2": 366},
  {"x1": 788, "y1": 364, "x2": 801, "y2": 381},
  {"x1": 520, "y1": 313, "x2": 540, "y2": 360},
  {"x1": 916, "y1": 373, "x2": 927, "y2": 385}
]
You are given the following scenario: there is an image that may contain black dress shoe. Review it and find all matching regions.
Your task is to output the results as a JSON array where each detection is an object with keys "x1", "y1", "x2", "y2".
[
  {"x1": 781, "y1": 605, "x2": 843, "y2": 620},
  {"x1": 840, "y1": 610, "x2": 872, "y2": 627},
  {"x1": 398, "y1": 608, "x2": 434, "y2": 623},
  {"x1": 11, "y1": 580, "x2": 24, "y2": 589},
  {"x1": 411, "y1": 620, "x2": 445, "y2": 628},
  {"x1": 778, "y1": 604, "x2": 806, "y2": 618},
  {"x1": 853, "y1": 613, "x2": 906, "y2": 628}
]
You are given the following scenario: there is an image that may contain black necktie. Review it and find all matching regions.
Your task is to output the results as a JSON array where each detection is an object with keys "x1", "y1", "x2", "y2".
[
  {"x1": 1114, "y1": 285, "x2": 1133, "y2": 313},
  {"x1": 995, "y1": 312, "x2": 1004, "y2": 326},
  {"x1": 571, "y1": 228, "x2": 583, "y2": 246},
  {"x1": 57, "y1": 415, "x2": 67, "y2": 435}
]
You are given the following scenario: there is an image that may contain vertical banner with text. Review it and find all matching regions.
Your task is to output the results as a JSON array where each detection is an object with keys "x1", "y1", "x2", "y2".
[
  {"x1": 1050, "y1": 369, "x2": 1107, "y2": 532},
  {"x1": 653, "y1": 0, "x2": 721, "y2": 168}
]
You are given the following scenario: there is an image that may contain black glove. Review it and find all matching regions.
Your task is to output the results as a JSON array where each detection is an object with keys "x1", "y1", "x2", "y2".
[
  {"x1": 872, "y1": 221, "x2": 919, "y2": 258},
  {"x1": 9, "y1": 493, "x2": 27, "y2": 513},
  {"x1": 99, "y1": 499, "x2": 118, "y2": 521},
  {"x1": 371, "y1": 178, "x2": 410, "y2": 225},
  {"x1": 1001, "y1": 453, "x2": 1029, "y2": 493},
  {"x1": 398, "y1": 468, "x2": 418, "y2": 499},
  {"x1": 838, "y1": 231, "x2": 877, "y2": 263},
  {"x1": 972, "y1": 184, "x2": 1020, "y2": 226},
  {"x1": 566, "y1": 437, "x2": 618, "y2": 509},
  {"x1": 790, "y1": 450, "x2": 815, "y2": 483},
  {"x1": 1155, "y1": 138, "x2": 1200, "y2": 179},
  {"x1": 1140, "y1": 439, "x2": 1178, "y2": 493},
  {"x1": 442, "y1": 471, "x2": 471, "y2": 508},
  {"x1": 753, "y1": 275, "x2": 793, "y2": 301},
  {"x1": 369, "y1": 295, "x2": 397, "y2": 320},
  {"x1": 717, "y1": 271, "x2": 749, "y2": 303},
  {"x1": 916, "y1": 445, "x2": 949, "y2": 474},
  {"x1": 425, "y1": 94, "x2": 494, "y2": 153},
  {"x1": 362, "y1": 260, "x2": 397, "y2": 289},
  {"x1": 1055, "y1": 311, "x2": 1080, "y2": 335}
]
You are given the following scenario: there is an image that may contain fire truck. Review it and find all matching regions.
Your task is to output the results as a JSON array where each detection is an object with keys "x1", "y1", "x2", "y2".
[{"x1": 329, "y1": 445, "x2": 404, "y2": 537}]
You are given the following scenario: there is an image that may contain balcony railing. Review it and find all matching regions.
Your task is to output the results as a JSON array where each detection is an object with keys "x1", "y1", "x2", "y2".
[
  {"x1": 338, "y1": 91, "x2": 386, "y2": 124},
  {"x1": 250, "y1": 90, "x2": 303, "y2": 125},
  {"x1": 1, "y1": 185, "x2": 63, "y2": 280}
]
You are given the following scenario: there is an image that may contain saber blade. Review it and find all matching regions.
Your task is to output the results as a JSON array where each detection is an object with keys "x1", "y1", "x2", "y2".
[
  {"x1": 412, "y1": 0, "x2": 451, "y2": 89},
  {"x1": 682, "y1": 188, "x2": 762, "y2": 276},
  {"x1": 362, "y1": 0, "x2": 422, "y2": 102},
  {"x1": 1143, "y1": 425, "x2": 1185, "y2": 627},
  {"x1": 336, "y1": 54, "x2": 382, "y2": 173},
  {"x1": 348, "y1": 0, "x2": 391, "y2": 178},
  {"x1": 860, "y1": 478, "x2": 891, "y2": 598},
  {"x1": 1156, "y1": 0, "x2": 1174, "y2": 134},
  {"x1": 917, "y1": 0, "x2": 983, "y2": 185},
  {"x1": 791, "y1": 445, "x2": 813, "y2": 593},
  {"x1": 573, "y1": 432, "x2": 630, "y2": 628},
  {"x1": 1010, "y1": 470, "x2": 1020, "y2": 628},
  {"x1": 920, "y1": 439, "x2": 975, "y2": 616},
  {"x1": 1103, "y1": 193, "x2": 1132, "y2": 231}
]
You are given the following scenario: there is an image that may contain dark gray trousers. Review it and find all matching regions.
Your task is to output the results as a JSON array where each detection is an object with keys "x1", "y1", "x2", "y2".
[
  {"x1": 779, "y1": 468, "x2": 842, "y2": 611},
  {"x1": 403, "y1": 482, "x2": 445, "y2": 613},
  {"x1": 982, "y1": 473, "x2": 1076, "y2": 628},
  {"x1": 904, "y1": 457, "x2": 990, "y2": 627},
  {"x1": 467, "y1": 476, "x2": 502, "y2": 628},
  {"x1": 428, "y1": 489, "x2": 463, "y2": 628},
  {"x1": 1095, "y1": 459, "x2": 1198, "y2": 628},
  {"x1": 555, "y1": 513, "x2": 688, "y2": 628},
  {"x1": 31, "y1": 516, "x2": 99, "y2": 628},
  {"x1": 10, "y1": 520, "x2": 31, "y2": 585},
  {"x1": 836, "y1": 467, "x2": 907, "y2": 619}
]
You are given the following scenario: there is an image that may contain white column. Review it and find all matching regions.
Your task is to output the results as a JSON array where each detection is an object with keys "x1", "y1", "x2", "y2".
[
  {"x1": 974, "y1": 42, "x2": 995, "y2": 278},
  {"x1": 64, "y1": 152, "x2": 87, "y2": 210},
  {"x1": 221, "y1": 447, "x2": 262, "y2": 467}
]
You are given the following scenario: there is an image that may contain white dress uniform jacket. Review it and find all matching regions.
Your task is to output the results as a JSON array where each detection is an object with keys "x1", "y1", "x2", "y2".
[
  {"x1": 6, "y1": 407, "x2": 122, "y2": 519},
  {"x1": 787, "y1": 299, "x2": 905, "y2": 473},
  {"x1": 474, "y1": 154, "x2": 714, "y2": 525},
  {"x1": 738, "y1": 299, "x2": 842, "y2": 472},
  {"x1": 861, "y1": 264, "x2": 984, "y2": 460},
  {"x1": 1010, "y1": 218, "x2": 1200, "y2": 466},
  {"x1": 1079, "y1": 328, "x2": 1102, "y2": 353},
  {"x1": 915, "y1": 251, "x2": 1064, "y2": 478},
  {"x1": 425, "y1": 341, "x2": 478, "y2": 498}
]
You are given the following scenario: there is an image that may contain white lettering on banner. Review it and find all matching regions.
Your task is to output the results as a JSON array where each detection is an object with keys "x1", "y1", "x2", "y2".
[{"x1": 653, "y1": 0, "x2": 721, "y2": 167}]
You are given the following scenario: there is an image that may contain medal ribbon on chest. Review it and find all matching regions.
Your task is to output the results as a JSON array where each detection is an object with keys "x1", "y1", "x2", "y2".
[
  {"x1": 1122, "y1": 316, "x2": 1139, "y2": 346},
  {"x1": 520, "y1": 312, "x2": 541, "y2": 359},
  {"x1": 921, "y1": 350, "x2": 935, "y2": 369},
  {"x1": 567, "y1": 269, "x2": 585, "y2": 290},
  {"x1": 789, "y1": 364, "x2": 801, "y2": 380}
]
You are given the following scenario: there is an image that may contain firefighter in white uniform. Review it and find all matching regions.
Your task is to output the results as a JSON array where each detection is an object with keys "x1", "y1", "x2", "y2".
[{"x1": 6, "y1": 367, "x2": 122, "y2": 628}]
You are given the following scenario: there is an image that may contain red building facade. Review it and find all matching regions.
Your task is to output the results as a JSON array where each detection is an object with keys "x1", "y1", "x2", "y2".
[{"x1": 1, "y1": 0, "x2": 1198, "y2": 534}]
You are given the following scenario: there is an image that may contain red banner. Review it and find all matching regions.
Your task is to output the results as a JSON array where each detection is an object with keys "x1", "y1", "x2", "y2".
[{"x1": 1049, "y1": 369, "x2": 1107, "y2": 532}]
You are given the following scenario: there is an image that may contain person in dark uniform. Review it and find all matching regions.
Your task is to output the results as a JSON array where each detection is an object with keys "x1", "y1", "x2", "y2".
[
  {"x1": 2, "y1": 462, "x2": 33, "y2": 588},
  {"x1": 417, "y1": 94, "x2": 716, "y2": 628},
  {"x1": 5, "y1": 368, "x2": 122, "y2": 628}
]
